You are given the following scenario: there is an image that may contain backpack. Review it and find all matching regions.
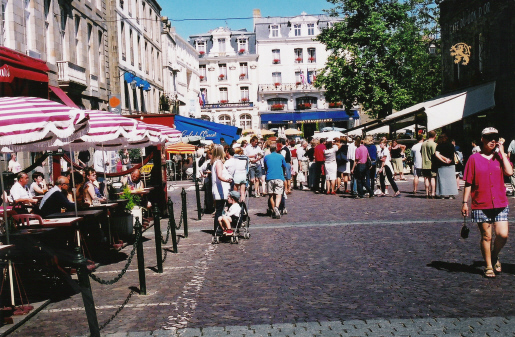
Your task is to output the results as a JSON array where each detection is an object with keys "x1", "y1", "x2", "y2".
[
  {"x1": 336, "y1": 147, "x2": 348, "y2": 165},
  {"x1": 282, "y1": 146, "x2": 291, "y2": 163}
]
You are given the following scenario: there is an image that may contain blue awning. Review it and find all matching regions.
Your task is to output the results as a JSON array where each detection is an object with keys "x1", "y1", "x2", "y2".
[
  {"x1": 174, "y1": 115, "x2": 241, "y2": 144},
  {"x1": 124, "y1": 72, "x2": 151, "y2": 91},
  {"x1": 260, "y1": 110, "x2": 359, "y2": 124}
]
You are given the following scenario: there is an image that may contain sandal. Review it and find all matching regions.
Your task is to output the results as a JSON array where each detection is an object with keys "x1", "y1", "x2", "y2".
[
  {"x1": 494, "y1": 259, "x2": 502, "y2": 273},
  {"x1": 484, "y1": 267, "x2": 496, "y2": 278}
]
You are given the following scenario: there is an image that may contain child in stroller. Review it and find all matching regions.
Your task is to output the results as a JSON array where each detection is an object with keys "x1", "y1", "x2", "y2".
[
  {"x1": 217, "y1": 191, "x2": 241, "y2": 236},
  {"x1": 213, "y1": 190, "x2": 251, "y2": 244}
]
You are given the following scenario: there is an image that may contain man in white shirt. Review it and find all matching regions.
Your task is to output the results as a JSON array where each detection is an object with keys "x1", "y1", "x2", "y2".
[
  {"x1": 10, "y1": 172, "x2": 37, "y2": 207},
  {"x1": 411, "y1": 135, "x2": 424, "y2": 194},
  {"x1": 471, "y1": 140, "x2": 481, "y2": 155},
  {"x1": 244, "y1": 136, "x2": 264, "y2": 197},
  {"x1": 93, "y1": 150, "x2": 109, "y2": 181},
  {"x1": 296, "y1": 141, "x2": 309, "y2": 190},
  {"x1": 347, "y1": 137, "x2": 357, "y2": 194}
]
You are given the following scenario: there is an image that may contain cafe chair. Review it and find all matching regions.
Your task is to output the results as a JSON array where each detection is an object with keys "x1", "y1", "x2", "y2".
[{"x1": 12, "y1": 214, "x2": 43, "y2": 229}]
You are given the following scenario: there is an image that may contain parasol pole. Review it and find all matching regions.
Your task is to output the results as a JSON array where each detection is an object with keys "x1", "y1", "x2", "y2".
[
  {"x1": 69, "y1": 145, "x2": 81, "y2": 247},
  {"x1": 141, "y1": 149, "x2": 146, "y2": 188},
  {"x1": 1, "y1": 154, "x2": 16, "y2": 307},
  {"x1": 102, "y1": 144, "x2": 107, "y2": 195}
]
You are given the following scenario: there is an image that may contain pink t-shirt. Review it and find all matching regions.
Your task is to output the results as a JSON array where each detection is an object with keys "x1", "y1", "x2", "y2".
[
  {"x1": 463, "y1": 153, "x2": 508, "y2": 210},
  {"x1": 355, "y1": 145, "x2": 369, "y2": 164}
]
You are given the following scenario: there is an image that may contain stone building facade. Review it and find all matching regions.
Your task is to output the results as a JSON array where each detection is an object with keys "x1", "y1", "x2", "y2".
[
  {"x1": 189, "y1": 27, "x2": 260, "y2": 130},
  {"x1": 108, "y1": 0, "x2": 164, "y2": 115}
]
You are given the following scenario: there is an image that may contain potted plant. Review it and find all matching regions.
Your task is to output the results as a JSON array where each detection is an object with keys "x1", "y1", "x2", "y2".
[
  {"x1": 295, "y1": 57, "x2": 302, "y2": 63},
  {"x1": 239, "y1": 73, "x2": 246, "y2": 79},
  {"x1": 274, "y1": 82, "x2": 281, "y2": 87},
  {"x1": 218, "y1": 74, "x2": 225, "y2": 80},
  {"x1": 199, "y1": 75, "x2": 205, "y2": 81},
  {"x1": 112, "y1": 185, "x2": 142, "y2": 240},
  {"x1": 241, "y1": 97, "x2": 249, "y2": 102},
  {"x1": 296, "y1": 81, "x2": 302, "y2": 86},
  {"x1": 239, "y1": 49, "x2": 245, "y2": 54},
  {"x1": 273, "y1": 59, "x2": 280, "y2": 64},
  {"x1": 271, "y1": 103, "x2": 284, "y2": 111},
  {"x1": 199, "y1": 51, "x2": 205, "y2": 57}
]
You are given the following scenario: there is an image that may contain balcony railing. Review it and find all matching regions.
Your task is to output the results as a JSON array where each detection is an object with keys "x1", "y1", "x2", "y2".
[
  {"x1": 201, "y1": 102, "x2": 254, "y2": 110},
  {"x1": 259, "y1": 83, "x2": 318, "y2": 92},
  {"x1": 57, "y1": 61, "x2": 87, "y2": 87}
]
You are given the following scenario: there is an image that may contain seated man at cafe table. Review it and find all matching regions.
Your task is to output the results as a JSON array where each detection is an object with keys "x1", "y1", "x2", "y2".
[
  {"x1": 39, "y1": 176, "x2": 76, "y2": 217},
  {"x1": 122, "y1": 168, "x2": 144, "y2": 191},
  {"x1": 10, "y1": 172, "x2": 38, "y2": 209}
]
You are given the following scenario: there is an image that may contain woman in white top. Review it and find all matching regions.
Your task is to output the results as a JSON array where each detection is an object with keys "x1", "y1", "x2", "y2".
[
  {"x1": 211, "y1": 144, "x2": 233, "y2": 232},
  {"x1": 323, "y1": 140, "x2": 339, "y2": 194},
  {"x1": 378, "y1": 140, "x2": 400, "y2": 197}
]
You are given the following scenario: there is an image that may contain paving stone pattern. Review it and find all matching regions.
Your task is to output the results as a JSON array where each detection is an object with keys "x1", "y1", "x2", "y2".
[{"x1": 10, "y1": 179, "x2": 515, "y2": 336}]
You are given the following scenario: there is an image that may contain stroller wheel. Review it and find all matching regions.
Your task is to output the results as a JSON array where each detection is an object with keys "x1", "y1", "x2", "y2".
[
  {"x1": 244, "y1": 232, "x2": 250, "y2": 239},
  {"x1": 231, "y1": 236, "x2": 238, "y2": 244},
  {"x1": 212, "y1": 236, "x2": 219, "y2": 244}
]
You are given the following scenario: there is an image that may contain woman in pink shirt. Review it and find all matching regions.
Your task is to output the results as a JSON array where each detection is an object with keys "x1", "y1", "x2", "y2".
[{"x1": 462, "y1": 127, "x2": 513, "y2": 278}]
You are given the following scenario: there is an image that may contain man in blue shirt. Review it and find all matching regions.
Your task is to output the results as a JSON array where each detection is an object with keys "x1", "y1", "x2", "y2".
[{"x1": 263, "y1": 143, "x2": 287, "y2": 219}]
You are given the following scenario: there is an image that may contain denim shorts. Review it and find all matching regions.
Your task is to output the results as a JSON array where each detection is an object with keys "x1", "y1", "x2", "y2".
[
  {"x1": 472, "y1": 206, "x2": 509, "y2": 223},
  {"x1": 249, "y1": 164, "x2": 261, "y2": 180},
  {"x1": 284, "y1": 163, "x2": 292, "y2": 180}
]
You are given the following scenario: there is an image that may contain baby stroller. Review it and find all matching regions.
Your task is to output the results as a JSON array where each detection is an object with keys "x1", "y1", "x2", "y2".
[{"x1": 212, "y1": 192, "x2": 251, "y2": 244}]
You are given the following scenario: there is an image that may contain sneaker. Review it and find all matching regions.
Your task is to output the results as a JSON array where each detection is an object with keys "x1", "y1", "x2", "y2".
[
  {"x1": 282, "y1": 208, "x2": 288, "y2": 215},
  {"x1": 354, "y1": 195, "x2": 363, "y2": 199},
  {"x1": 273, "y1": 207, "x2": 281, "y2": 219},
  {"x1": 302, "y1": 186, "x2": 310, "y2": 191}
]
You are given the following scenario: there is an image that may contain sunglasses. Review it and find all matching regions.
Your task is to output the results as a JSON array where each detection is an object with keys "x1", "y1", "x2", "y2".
[{"x1": 483, "y1": 134, "x2": 499, "y2": 142}]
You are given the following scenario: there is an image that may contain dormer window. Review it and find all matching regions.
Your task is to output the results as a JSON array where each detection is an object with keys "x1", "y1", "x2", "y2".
[
  {"x1": 218, "y1": 38, "x2": 226, "y2": 52},
  {"x1": 307, "y1": 23, "x2": 315, "y2": 36},
  {"x1": 196, "y1": 40, "x2": 206, "y2": 54},
  {"x1": 271, "y1": 25, "x2": 279, "y2": 37},
  {"x1": 294, "y1": 24, "x2": 301, "y2": 37},
  {"x1": 238, "y1": 38, "x2": 247, "y2": 54}
]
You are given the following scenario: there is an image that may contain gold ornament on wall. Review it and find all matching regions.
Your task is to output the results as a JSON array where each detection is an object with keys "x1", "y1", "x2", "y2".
[{"x1": 450, "y1": 43, "x2": 471, "y2": 65}]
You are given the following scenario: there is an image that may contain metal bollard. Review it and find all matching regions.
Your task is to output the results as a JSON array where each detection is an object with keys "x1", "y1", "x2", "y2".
[
  {"x1": 168, "y1": 198, "x2": 178, "y2": 253},
  {"x1": 153, "y1": 206, "x2": 163, "y2": 273},
  {"x1": 73, "y1": 247, "x2": 100, "y2": 337},
  {"x1": 181, "y1": 188, "x2": 189, "y2": 238},
  {"x1": 134, "y1": 217, "x2": 147, "y2": 295},
  {"x1": 193, "y1": 154, "x2": 202, "y2": 220}
]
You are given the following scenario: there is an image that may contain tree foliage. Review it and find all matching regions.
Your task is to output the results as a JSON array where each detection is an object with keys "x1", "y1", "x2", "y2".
[{"x1": 316, "y1": 0, "x2": 441, "y2": 119}]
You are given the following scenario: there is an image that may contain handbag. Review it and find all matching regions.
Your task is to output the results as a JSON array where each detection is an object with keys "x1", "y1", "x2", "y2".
[{"x1": 460, "y1": 216, "x2": 470, "y2": 239}]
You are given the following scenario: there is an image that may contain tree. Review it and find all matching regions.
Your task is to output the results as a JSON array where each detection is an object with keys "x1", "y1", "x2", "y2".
[{"x1": 316, "y1": 0, "x2": 441, "y2": 119}]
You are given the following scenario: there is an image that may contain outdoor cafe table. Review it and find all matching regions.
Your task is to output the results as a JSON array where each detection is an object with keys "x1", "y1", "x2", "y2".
[
  {"x1": 82, "y1": 203, "x2": 119, "y2": 245},
  {"x1": 46, "y1": 210, "x2": 103, "y2": 248}
]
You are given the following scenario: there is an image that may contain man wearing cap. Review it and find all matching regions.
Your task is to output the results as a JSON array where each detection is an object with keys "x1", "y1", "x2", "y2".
[
  {"x1": 462, "y1": 127, "x2": 513, "y2": 278},
  {"x1": 217, "y1": 190, "x2": 241, "y2": 235}
]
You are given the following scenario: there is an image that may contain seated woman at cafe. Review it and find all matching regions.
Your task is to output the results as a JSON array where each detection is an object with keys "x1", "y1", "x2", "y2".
[
  {"x1": 29, "y1": 172, "x2": 48, "y2": 196},
  {"x1": 82, "y1": 167, "x2": 106, "y2": 206},
  {"x1": 65, "y1": 170, "x2": 85, "y2": 203},
  {"x1": 39, "y1": 176, "x2": 75, "y2": 217}
]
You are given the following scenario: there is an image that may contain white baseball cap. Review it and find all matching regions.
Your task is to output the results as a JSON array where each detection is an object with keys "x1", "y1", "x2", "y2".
[{"x1": 481, "y1": 127, "x2": 498, "y2": 136}]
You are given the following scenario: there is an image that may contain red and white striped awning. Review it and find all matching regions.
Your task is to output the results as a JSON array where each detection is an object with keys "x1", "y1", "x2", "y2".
[
  {"x1": 0, "y1": 96, "x2": 88, "y2": 151},
  {"x1": 150, "y1": 123, "x2": 181, "y2": 144}
]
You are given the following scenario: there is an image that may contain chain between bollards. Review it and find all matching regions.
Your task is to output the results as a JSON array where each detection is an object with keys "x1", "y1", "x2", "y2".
[
  {"x1": 153, "y1": 206, "x2": 163, "y2": 273},
  {"x1": 72, "y1": 247, "x2": 100, "y2": 337},
  {"x1": 193, "y1": 153, "x2": 202, "y2": 220},
  {"x1": 181, "y1": 188, "x2": 188, "y2": 238},
  {"x1": 167, "y1": 198, "x2": 178, "y2": 253},
  {"x1": 134, "y1": 217, "x2": 146, "y2": 295}
]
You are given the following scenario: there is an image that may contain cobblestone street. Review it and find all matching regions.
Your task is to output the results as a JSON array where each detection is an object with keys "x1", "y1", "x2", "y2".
[{"x1": 10, "y1": 178, "x2": 515, "y2": 336}]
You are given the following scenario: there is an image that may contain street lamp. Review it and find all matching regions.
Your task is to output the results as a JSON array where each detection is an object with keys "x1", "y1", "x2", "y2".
[
  {"x1": 348, "y1": 116, "x2": 354, "y2": 129},
  {"x1": 429, "y1": 43, "x2": 437, "y2": 55}
]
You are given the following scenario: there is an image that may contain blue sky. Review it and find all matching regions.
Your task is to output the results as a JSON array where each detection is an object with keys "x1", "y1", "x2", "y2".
[{"x1": 160, "y1": 0, "x2": 337, "y2": 41}]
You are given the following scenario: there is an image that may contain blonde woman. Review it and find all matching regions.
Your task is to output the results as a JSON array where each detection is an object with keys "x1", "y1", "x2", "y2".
[{"x1": 211, "y1": 144, "x2": 233, "y2": 233}]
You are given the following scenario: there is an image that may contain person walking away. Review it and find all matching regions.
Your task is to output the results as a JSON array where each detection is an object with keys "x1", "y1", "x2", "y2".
[
  {"x1": 279, "y1": 138, "x2": 293, "y2": 194},
  {"x1": 390, "y1": 139, "x2": 407, "y2": 181},
  {"x1": 200, "y1": 150, "x2": 214, "y2": 214},
  {"x1": 364, "y1": 136, "x2": 378, "y2": 193},
  {"x1": 337, "y1": 136, "x2": 350, "y2": 193},
  {"x1": 211, "y1": 145, "x2": 233, "y2": 233},
  {"x1": 244, "y1": 136, "x2": 263, "y2": 197},
  {"x1": 313, "y1": 138, "x2": 326, "y2": 193},
  {"x1": 351, "y1": 136, "x2": 374, "y2": 198},
  {"x1": 462, "y1": 127, "x2": 513, "y2": 278},
  {"x1": 377, "y1": 141, "x2": 401, "y2": 197},
  {"x1": 306, "y1": 139, "x2": 317, "y2": 189},
  {"x1": 421, "y1": 130, "x2": 437, "y2": 198},
  {"x1": 452, "y1": 140, "x2": 464, "y2": 191},
  {"x1": 411, "y1": 135, "x2": 424, "y2": 194},
  {"x1": 434, "y1": 133, "x2": 458, "y2": 199},
  {"x1": 232, "y1": 147, "x2": 249, "y2": 202},
  {"x1": 263, "y1": 143, "x2": 287, "y2": 219},
  {"x1": 297, "y1": 141, "x2": 310, "y2": 190},
  {"x1": 323, "y1": 140, "x2": 338, "y2": 194}
]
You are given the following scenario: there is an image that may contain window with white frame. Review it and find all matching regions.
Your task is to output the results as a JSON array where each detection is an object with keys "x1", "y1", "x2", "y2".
[
  {"x1": 295, "y1": 71, "x2": 301, "y2": 84},
  {"x1": 294, "y1": 24, "x2": 301, "y2": 37},
  {"x1": 219, "y1": 114, "x2": 231, "y2": 125},
  {"x1": 307, "y1": 23, "x2": 315, "y2": 36},
  {"x1": 24, "y1": 0, "x2": 33, "y2": 51},
  {"x1": 44, "y1": 0, "x2": 51, "y2": 56},
  {"x1": 199, "y1": 65, "x2": 206, "y2": 81},
  {"x1": 218, "y1": 64, "x2": 227, "y2": 80},
  {"x1": 272, "y1": 72, "x2": 282, "y2": 84},
  {"x1": 129, "y1": 29, "x2": 134, "y2": 65},
  {"x1": 74, "y1": 15, "x2": 81, "y2": 65},
  {"x1": 196, "y1": 40, "x2": 206, "y2": 54},
  {"x1": 200, "y1": 88, "x2": 207, "y2": 104},
  {"x1": 307, "y1": 48, "x2": 316, "y2": 63},
  {"x1": 137, "y1": 35, "x2": 141, "y2": 70},
  {"x1": 1, "y1": 0, "x2": 7, "y2": 46},
  {"x1": 98, "y1": 31, "x2": 105, "y2": 82},
  {"x1": 128, "y1": 0, "x2": 132, "y2": 15},
  {"x1": 219, "y1": 87, "x2": 228, "y2": 103},
  {"x1": 218, "y1": 38, "x2": 226, "y2": 52},
  {"x1": 201, "y1": 115, "x2": 211, "y2": 121},
  {"x1": 294, "y1": 48, "x2": 302, "y2": 63},
  {"x1": 307, "y1": 70, "x2": 316, "y2": 84},
  {"x1": 135, "y1": 0, "x2": 139, "y2": 22},
  {"x1": 120, "y1": 22, "x2": 126, "y2": 61},
  {"x1": 238, "y1": 38, "x2": 247, "y2": 53},
  {"x1": 87, "y1": 24, "x2": 94, "y2": 73},
  {"x1": 240, "y1": 114, "x2": 252, "y2": 128},
  {"x1": 271, "y1": 25, "x2": 279, "y2": 37},
  {"x1": 272, "y1": 49, "x2": 280, "y2": 64},
  {"x1": 60, "y1": 5, "x2": 68, "y2": 60},
  {"x1": 239, "y1": 62, "x2": 248, "y2": 79},
  {"x1": 240, "y1": 87, "x2": 249, "y2": 101}
]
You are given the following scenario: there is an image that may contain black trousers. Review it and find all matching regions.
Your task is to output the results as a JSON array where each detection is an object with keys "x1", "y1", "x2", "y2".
[
  {"x1": 313, "y1": 161, "x2": 325, "y2": 191},
  {"x1": 380, "y1": 166, "x2": 399, "y2": 193}
]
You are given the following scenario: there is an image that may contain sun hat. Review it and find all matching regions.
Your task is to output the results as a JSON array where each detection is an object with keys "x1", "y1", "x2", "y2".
[
  {"x1": 229, "y1": 190, "x2": 240, "y2": 200},
  {"x1": 482, "y1": 127, "x2": 498, "y2": 135}
]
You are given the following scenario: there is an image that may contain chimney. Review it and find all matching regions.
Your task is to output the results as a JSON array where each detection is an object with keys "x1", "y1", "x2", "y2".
[{"x1": 253, "y1": 9, "x2": 261, "y2": 31}]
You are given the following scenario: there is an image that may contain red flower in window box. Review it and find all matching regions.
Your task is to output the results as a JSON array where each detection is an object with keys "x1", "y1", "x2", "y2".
[
  {"x1": 308, "y1": 57, "x2": 315, "y2": 62},
  {"x1": 296, "y1": 81, "x2": 302, "y2": 86},
  {"x1": 273, "y1": 59, "x2": 280, "y2": 64},
  {"x1": 199, "y1": 51, "x2": 205, "y2": 56},
  {"x1": 298, "y1": 103, "x2": 312, "y2": 109},
  {"x1": 295, "y1": 57, "x2": 302, "y2": 62},
  {"x1": 241, "y1": 98, "x2": 249, "y2": 102},
  {"x1": 239, "y1": 49, "x2": 246, "y2": 54},
  {"x1": 329, "y1": 102, "x2": 343, "y2": 108},
  {"x1": 271, "y1": 104, "x2": 284, "y2": 111},
  {"x1": 274, "y1": 82, "x2": 281, "y2": 87},
  {"x1": 199, "y1": 75, "x2": 205, "y2": 80},
  {"x1": 240, "y1": 73, "x2": 247, "y2": 79},
  {"x1": 220, "y1": 100, "x2": 228, "y2": 104},
  {"x1": 218, "y1": 74, "x2": 225, "y2": 79}
]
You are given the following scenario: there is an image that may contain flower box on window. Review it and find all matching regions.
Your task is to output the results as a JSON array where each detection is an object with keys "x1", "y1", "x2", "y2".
[
  {"x1": 239, "y1": 49, "x2": 246, "y2": 54},
  {"x1": 218, "y1": 74, "x2": 225, "y2": 80},
  {"x1": 240, "y1": 73, "x2": 247, "y2": 79},
  {"x1": 297, "y1": 103, "x2": 312, "y2": 110},
  {"x1": 295, "y1": 57, "x2": 302, "y2": 63},
  {"x1": 296, "y1": 81, "x2": 302, "y2": 86},
  {"x1": 220, "y1": 100, "x2": 228, "y2": 104},
  {"x1": 272, "y1": 59, "x2": 280, "y2": 64},
  {"x1": 271, "y1": 104, "x2": 284, "y2": 111},
  {"x1": 199, "y1": 75, "x2": 205, "y2": 81},
  {"x1": 241, "y1": 98, "x2": 249, "y2": 102},
  {"x1": 199, "y1": 51, "x2": 205, "y2": 57},
  {"x1": 274, "y1": 82, "x2": 281, "y2": 87},
  {"x1": 308, "y1": 57, "x2": 315, "y2": 62},
  {"x1": 329, "y1": 102, "x2": 343, "y2": 108}
]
